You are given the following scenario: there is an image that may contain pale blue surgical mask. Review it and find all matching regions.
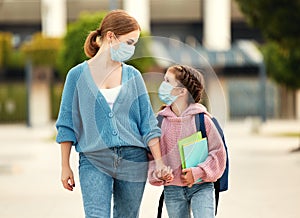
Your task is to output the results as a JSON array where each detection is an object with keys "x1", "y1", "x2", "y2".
[
  {"x1": 110, "y1": 38, "x2": 135, "y2": 62},
  {"x1": 158, "y1": 81, "x2": 178, "y2": 105}
]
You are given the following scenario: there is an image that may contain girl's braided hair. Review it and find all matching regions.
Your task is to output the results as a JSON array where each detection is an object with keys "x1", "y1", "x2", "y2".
[{"x1": 168, "y1": 65, "x2": 205, "y2": 104}]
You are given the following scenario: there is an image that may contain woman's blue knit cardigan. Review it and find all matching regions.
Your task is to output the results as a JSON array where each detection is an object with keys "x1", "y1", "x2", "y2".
[{"x1": 56, "y1": 61, "x2": 161, "y2": 152}]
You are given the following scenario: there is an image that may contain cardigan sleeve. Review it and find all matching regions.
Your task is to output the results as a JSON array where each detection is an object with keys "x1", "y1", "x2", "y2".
[
  {"x1": 55, "y1": 68, "x2": 78, "y2": 145},
  {"x1": 134, "y1": 69, "x2": 161, "y2": 146},
  {"x1": 191, "y1": 114, "x2": 226, "y2": 182}
]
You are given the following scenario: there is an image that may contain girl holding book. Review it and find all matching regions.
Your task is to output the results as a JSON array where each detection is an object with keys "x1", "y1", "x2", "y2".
[{"x1": 148, "y1": 65, "x2": 226, "y2": 218}]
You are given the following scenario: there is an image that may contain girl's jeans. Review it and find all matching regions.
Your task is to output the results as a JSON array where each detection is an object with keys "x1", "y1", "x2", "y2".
[
  {"x1": 79, "y1": 146, "x2": 148, "y2": 218},
  {"x1": 164, "y1": 182, "x2": 215, "y2": 218}
]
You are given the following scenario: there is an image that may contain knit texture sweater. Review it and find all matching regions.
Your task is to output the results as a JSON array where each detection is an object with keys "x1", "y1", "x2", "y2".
[
  {"x1": 148, "y1": 103, "x2": 226, "y2": 186},
  {"x1": 56, "y1": 61, "x2": 161, "y2": 152}
]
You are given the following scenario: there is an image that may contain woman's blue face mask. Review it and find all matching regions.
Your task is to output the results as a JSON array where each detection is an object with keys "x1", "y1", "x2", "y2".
[
  {"x1": 158, "y1": 81, "x2": 178, "y2": 105},
  {"x1": 110, "y1": 35, "x2": 135, "y2": 62}
]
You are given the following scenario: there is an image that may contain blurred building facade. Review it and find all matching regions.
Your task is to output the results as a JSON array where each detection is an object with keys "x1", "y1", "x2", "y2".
[
  {"x1": 0, "y1": 0, "x2": 298, "y2": 121},
  {"x1": 0, "y1": 0, "x2": 263, "y2": 47}
]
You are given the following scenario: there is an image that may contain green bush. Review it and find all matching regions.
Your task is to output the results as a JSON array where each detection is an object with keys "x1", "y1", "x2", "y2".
[
  {"x1": 51, "y1": 82, "x2": 64, "y2": 119},
  {"x1": 7, "y1": 50, "x2": 25, "y2": 69},
  {"x1": 0, "y1": 32, "x2": 26, "y2": 71},
  {"x1": 57, "y1": 11, "x2": 106, "y2": 78},
  {"x1": 21, "y1": 33, "x2": 62, "y2": 68},
  {"x1": 0, "y1": 83, "x2": 27, "y2": 123},
  {"x1": 0, "y1": 32, "x2": 13, "y2": 68}
]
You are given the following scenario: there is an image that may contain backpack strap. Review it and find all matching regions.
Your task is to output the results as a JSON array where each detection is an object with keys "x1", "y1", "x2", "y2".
[
  {"x1": 157, "y1": 114, "x2": 164, "y2": 128},
  {"x1": 156, "y1": 114, "x2": 164, "y2": 218},
  {"x1": 196, "y1": 112, "x2": 219, "y2": 215},
  {"x1": 157, "y1": 191, "x2": 164, "y2": 218},
  {"x1": 196, "y1": 113, "x2": 206, "y2": 138}
]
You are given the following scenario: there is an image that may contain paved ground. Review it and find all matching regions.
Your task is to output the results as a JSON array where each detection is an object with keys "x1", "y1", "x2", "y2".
[{"x1": 0, "y1": 119, "x2": 300, "y2": 218}]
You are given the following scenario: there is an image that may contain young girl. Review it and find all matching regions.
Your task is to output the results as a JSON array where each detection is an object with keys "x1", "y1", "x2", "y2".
[{"x1": 149, "y1": 65, "x2": 226, "y2": 218}]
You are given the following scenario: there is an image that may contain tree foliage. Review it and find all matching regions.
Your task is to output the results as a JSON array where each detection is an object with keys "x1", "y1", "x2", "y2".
[
  {"x1": 262, "y1": 43, "x2": 300, "y2": 89},
  {"x1": 57, "y1": 11, "x2": 105, "y2": 78},
  {"x1": 235, "y1": 0, "x2": 300, "y2": 89},
  {"x1": 21, "y1": 33, "x2": 61, "y2": 67},
  {"x1": 0, "y1": 32, "x2": 13, "y2": 68}
]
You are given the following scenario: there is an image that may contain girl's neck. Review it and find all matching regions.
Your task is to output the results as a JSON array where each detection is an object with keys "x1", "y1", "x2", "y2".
[{"x1": 171, "y1": 100, "x2": 189, "y2": 117}]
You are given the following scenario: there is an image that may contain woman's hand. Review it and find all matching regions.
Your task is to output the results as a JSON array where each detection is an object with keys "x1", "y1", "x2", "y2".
[
  {"x1": 60, "y1": 142, "x2": 74, "y2": 191},
  {"x1": 148, "y1": 138, "x2": 174, "y2": 183},
  {"x1": 181, "y1": 168, "x2": 195, "y2": 188},
  {"x1": 61, "y1": 166, "x2": 75, "y2": 191},
  {"x1": 154, "y1": 159, "x2": 174, "y2": 183}
]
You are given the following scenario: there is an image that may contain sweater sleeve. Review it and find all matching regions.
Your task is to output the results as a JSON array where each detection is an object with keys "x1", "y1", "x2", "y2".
[
  {"x1": 55, "y1": 68, "x2": 78, "y2": 145},
  {"x1": 134, "y1": 70, "x2": 161, "y2": 145},
  {"x1": 191, "y1": 115, "x2": 226, "y2": 182}
]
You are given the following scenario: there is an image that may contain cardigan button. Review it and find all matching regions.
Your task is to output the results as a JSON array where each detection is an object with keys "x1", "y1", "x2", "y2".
[
  {"x1": 112, "y1": 130, "x2": 118, "y2": 136},
  {"x1": 108, "y1": 112, "x2": 114, "y2": 118}
]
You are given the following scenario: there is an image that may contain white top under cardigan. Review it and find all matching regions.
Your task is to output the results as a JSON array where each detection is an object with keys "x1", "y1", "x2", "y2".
[{"x1": 100, "y1": 85, "x2": 122, "y2": 110}]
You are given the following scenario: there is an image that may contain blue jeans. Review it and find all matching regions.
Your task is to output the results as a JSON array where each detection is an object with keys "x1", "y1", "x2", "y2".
[
  {"x1": 164, "y1": 183, "x2": 215, "y2": 218},
  {"x1": 79, "y1": 146, "x2": 148, "y2": 218}
]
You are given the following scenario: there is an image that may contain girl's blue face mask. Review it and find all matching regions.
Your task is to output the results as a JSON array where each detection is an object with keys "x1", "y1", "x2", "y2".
[
  {"x1": 158, "y1": 81, "x2": 178, "y2": 105},
  {"x1": 110, "y1": 35, "x2": 135, "y2": 62}
]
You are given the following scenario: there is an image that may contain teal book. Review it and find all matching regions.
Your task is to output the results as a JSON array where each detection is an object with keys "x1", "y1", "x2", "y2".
[
  {"x1": 183, "y1": 137, "x2": 208, "y2": 168},
  {"x1": 178, "y1": 132, "x2": 208, "y2": 183}
]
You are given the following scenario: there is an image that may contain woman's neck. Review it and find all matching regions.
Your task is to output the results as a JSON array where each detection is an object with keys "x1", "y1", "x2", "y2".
[
  {"x1": 88, "y1": 46, "x2": 121, "y2": 71},
  {"x1": 171, "y1": 100, "x2": 189, "y2": 117},
  {"x1": 87, "y1": 46, "x2": 122, "y2": 89}
]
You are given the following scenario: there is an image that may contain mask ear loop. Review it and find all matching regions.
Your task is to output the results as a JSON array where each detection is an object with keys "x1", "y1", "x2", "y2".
[
  {"x1": 112, "y1": 33, "x2": 121, "y2": 43},
  {"x1": 175, "y1": 65, "x2": 190, "y2": 97},
  {"x1": 174, "y1": 65, "x2": 186, "y2": 89},
  {"x1": 109, "y1": 32, "x2": 120, "y2": 50}
]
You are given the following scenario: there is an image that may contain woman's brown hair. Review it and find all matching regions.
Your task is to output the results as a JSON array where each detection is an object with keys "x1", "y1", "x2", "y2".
[
  {"x1": 168, "y1": 65, "x2": 205, "y2": 104},
  {"x1": 84, "y1": 9, "x2": 141, "y2": 58}
]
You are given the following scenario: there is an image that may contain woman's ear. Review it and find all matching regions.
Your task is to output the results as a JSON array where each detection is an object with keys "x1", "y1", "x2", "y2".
[{"x1": 106, "y1": 31, "x2": 114, "y2": 42}]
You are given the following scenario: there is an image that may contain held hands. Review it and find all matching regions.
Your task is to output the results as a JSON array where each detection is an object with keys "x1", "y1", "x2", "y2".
[
  {"x1": 61, "y1": 166, "x2": 75, "y2": 191},
  {"x1": 154, "y1": 159, "x2": 174, "y2": 183},
  {"x1": 181, "y1": 168, "x2": 195, "y2": 188}
]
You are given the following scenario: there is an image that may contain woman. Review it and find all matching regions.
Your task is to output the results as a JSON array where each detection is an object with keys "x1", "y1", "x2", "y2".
[{"x1": 56, "y1": 9, "x2": 172, "y2": 218}]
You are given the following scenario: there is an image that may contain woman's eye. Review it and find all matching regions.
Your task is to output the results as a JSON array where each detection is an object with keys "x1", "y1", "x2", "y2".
[{"x1": 126, "y1": 40, "x2": 135, "y2": 45}]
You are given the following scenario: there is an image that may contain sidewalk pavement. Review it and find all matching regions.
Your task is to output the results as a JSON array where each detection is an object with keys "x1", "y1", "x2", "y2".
[{"x1": 0, "y1": 119, "x2": 300, "y2": 218}]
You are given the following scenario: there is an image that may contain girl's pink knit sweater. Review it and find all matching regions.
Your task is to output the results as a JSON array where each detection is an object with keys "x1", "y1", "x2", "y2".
[{"x1": 148, "y1": 103, "x2": 226, "y2": 187}]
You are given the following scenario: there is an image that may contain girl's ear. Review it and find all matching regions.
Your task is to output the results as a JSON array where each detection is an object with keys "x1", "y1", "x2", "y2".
[{"x1": 179, "y1": 87, "x2": 188, "y2": 97}]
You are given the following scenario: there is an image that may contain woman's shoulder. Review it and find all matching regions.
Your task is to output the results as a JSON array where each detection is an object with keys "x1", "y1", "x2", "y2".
[
  {"x1": 65, "y1": 61, "x2": 86, "y2": 81},
  {"x1": 122, "y1": 63, "x2": 141, "y2": 77}
]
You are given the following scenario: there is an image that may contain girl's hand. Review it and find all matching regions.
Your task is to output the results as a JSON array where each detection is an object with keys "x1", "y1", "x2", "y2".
[
  {"x1": 155, "y1": 166, "x2": 174, "y2": 183},
  {"x1": 181, "y1": 168, "x2": 195, "y2": 188},
  {"x1": 154, "y1": 160, "x2": 174, "y2": 183},
  {"x1": 61, "y1": 166, "x2": 75, "y2": 191}
]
